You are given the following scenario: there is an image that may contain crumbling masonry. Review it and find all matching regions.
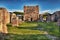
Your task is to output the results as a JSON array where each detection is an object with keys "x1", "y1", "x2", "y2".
[
  {"x1": 24, "y1": 5, "x2": 39, "y2": 21},
  {"x1": 0, "y1": 8, "x2": 10, "y2": 33}
]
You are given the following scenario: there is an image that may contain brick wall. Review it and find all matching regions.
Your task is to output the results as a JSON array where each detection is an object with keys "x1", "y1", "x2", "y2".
[{"x1": 24, "y1": 5, "x2": 39, "y2": 21}]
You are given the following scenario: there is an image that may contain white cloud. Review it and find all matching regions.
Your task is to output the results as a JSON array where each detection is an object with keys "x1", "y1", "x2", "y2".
[
  {"x1": 8, "y1": 8, "x2": 60, "y2": 14},
  {"x1": 40, "y1": 10, "x2": 51, "y2": 14},
  {"x1": 8, "y1": 9, "x2": 23, "y2": 12},
  {"x1": 40, "y1": 9, "x2": 60, "y2": 14},
  {"x1": 25, "y1": 4, "x2": 38, "y2": 6}
]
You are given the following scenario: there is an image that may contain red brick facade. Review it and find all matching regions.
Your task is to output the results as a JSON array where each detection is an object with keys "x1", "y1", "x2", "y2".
[{"x1": 24, "y1": 5, "x2": 39, "y2": 21}]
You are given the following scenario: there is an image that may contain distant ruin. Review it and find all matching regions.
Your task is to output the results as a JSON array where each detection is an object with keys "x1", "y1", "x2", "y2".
[
  {"x1": 46, "y1": 11, "x2": 60, "y2": 22},
  {"x1": 24, "y1": 5, "x2": 39, "y2": 21}
]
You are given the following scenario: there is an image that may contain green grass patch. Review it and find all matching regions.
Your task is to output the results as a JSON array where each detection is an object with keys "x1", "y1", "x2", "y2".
[
  {"x1": 38, "y1": 22, "x2": 59, "y2": 37},
  {"x1": 8, "y1": 27, "x2": 47, "y2": 35},
  {"x1": 6, "y1": 22, "x2": 59, "y2": 40},
  {"x1": 19, "y1": 22, "x2": 38, "y2": 27}
]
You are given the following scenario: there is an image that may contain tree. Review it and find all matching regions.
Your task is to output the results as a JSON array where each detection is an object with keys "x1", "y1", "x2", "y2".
[
  {"x1": 43, "y1": 12, "x2": 50, "y2": 15},
  {"x1": 13, "y1": 11, "x2": 24, "y2": 15},
  {"x1": 43, "y1": 12, "x2": 51, "y2": 21}
]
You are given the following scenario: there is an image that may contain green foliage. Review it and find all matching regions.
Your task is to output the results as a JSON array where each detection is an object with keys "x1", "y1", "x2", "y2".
[
  {"x1": 43, "y1": 12, "x2": 50, "y2": 15},
  {"x1": 13, "y1": 11, "x2": 24, "y2": 15},
  {"x1": 43, "y1": 12, "x2": 50, "y2": 19},
  {"x1": 38, "y1": 22, "x2": 59, "y2": 37}
]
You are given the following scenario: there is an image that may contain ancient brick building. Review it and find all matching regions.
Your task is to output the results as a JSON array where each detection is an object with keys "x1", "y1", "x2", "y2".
[
  {"x1": 0, "y1": 8, "x2": 10, "y2": 33},
  {"x1": 24, "y1": 5, "x2": 39, "y2": 21}
]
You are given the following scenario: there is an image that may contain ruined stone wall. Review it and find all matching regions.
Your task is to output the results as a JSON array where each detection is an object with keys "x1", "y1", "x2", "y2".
[
  {"x1": 39, "y1": 14, "x2": 43, "y2": 22},
  {"x1": 51, "y1": 14, "x2": 55, "y2": 22},
  {"x1": 24, "y1": 5, "x2": 39, "y2": 21},
  {"x1": 0, "y1": 10, "x2": 3, "y2": 32},
  {"x1": 0, "y1": 8, "x2": 10, "y2": 33},
  {"x1": 51, "y1": 11, "x2": 60, "y2": 22},
  {"x1": 11, "y1": 13, "x2": 19, "y2": 26}
]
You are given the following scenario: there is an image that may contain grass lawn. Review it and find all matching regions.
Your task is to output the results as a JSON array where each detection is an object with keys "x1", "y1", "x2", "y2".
[
  {"x1": 38, "y1": 22, "x2": 59, "y2": 37},
  {"x1": 5, "y1": 34, "x2": 50, "y2": 40},
  {"x1": 8, "y1": 28, "x2": 47, "y2": 35},
  {"x1": 19, "y1": 22, "x2": 38, "y2": 27},
  {"x1": 6, "y1": 22, "x2": 59, "y2": 40},
  {"x1": 7, "y1": 22, "x2": 47, "y2": 35}
]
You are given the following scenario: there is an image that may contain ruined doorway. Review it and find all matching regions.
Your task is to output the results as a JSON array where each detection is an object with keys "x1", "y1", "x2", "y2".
[{"x1": 31, "y1": 18, "x2": 33, "y2": 21}]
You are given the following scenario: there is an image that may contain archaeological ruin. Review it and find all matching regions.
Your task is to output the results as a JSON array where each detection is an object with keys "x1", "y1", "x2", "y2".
[
  {"x1": 0, "y1": 8, "x2": 10, "y2": 33},
  {"x1": 11, "y1": 13, "x2": 19, "y2": 26},
  {"x1": 0, "y1": 6, "x2": 60, "y2": 34},
  {"x1": 24, "y1": 5, "x2": 39, "y2": 21}
]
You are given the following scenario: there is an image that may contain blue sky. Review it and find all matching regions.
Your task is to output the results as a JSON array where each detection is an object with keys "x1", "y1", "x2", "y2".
[{"x1": 0, "y1": 0, "x2": 60, "y2": 14}]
